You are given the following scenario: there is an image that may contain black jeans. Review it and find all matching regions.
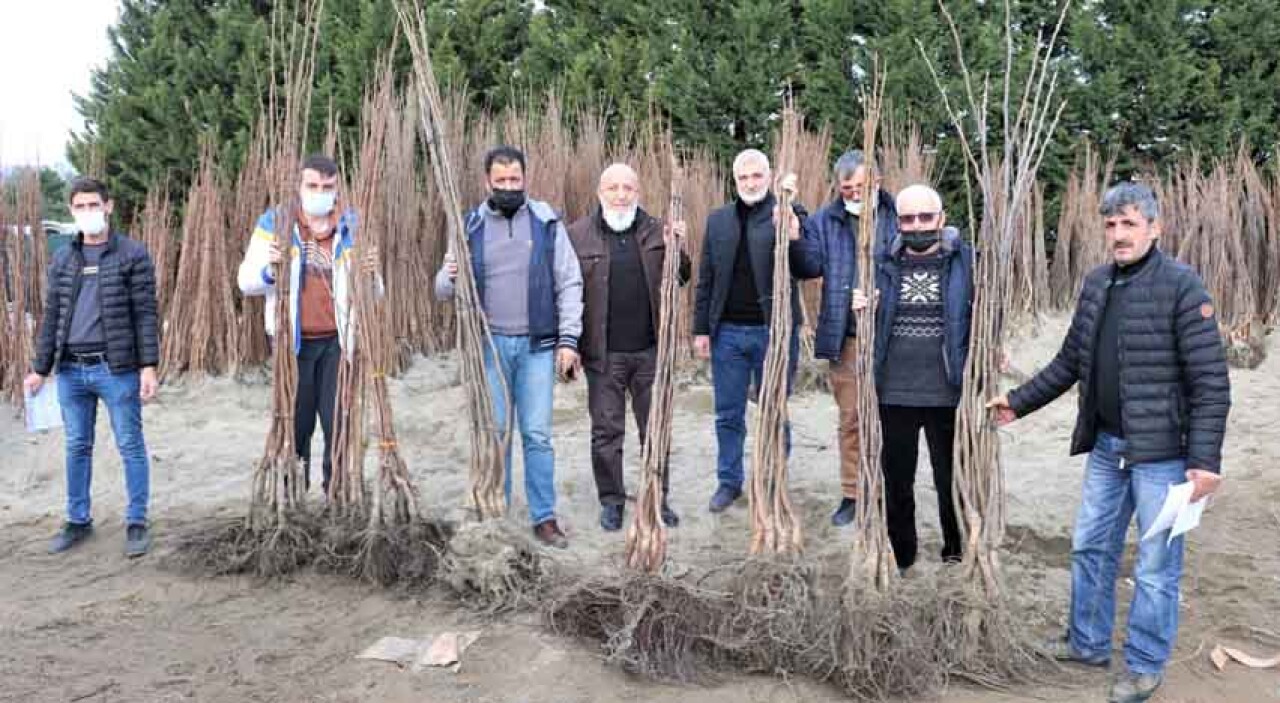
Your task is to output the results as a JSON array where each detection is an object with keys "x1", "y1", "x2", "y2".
[
  {"x1": 585, "y1": 347, "x2": 670, "y2": 507},
  {"x1": 296, "y1": 335, "x2": 340, "y2": 492},
  {"x1": 880, "y1": 404, "x2": 962, "y2": 570}
]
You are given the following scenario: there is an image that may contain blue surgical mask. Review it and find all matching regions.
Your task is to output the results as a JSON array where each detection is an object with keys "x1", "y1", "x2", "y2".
[{"x1": 301, "y1": 190, "x2": 336, "y2": 217}]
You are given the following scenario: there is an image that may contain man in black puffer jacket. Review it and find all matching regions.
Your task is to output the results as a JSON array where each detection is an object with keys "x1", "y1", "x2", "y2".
[
  {"x1": 989, "y1": 182, "x2": 1230, "y2": 703},
  {"x1": 25, "y1": 177, "x2": 160, "y2": 559}
]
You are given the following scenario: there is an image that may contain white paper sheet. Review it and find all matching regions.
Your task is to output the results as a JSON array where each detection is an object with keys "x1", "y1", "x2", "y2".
[
  {"x1": 1141, "y1": 481, "x2": 1206, "y2": 545},
  {"x1": 24, "y1": 376, "x2": 62, "y2": 433}
]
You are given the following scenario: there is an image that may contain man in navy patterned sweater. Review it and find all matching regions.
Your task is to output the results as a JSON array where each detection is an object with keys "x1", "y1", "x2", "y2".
[{"x1": 854, "y1": 184, "x2": 974, "y2": 574}]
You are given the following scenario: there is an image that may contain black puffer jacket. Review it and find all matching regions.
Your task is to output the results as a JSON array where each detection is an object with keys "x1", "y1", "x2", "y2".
[
  {"x1": 1008, "y1": 248, "x2": 1230, "y2": 472},
  {"x1": 33, "y1": 232, "x2": 159, "y2": 375}
]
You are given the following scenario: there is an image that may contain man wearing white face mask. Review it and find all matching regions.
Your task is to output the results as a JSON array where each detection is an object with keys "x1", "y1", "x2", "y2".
[
  {"x1": 566, "y1": 163, "x2": 691, "y2": 532},
  {"x1": 792, "y1": 150, "x2": 898, "y2": 527},
  {"x1": 27, "y1": 177, "x2": 160, "y2": 558},
  {"x1": 238, "y1": 154, "x2": 376, "y2": 495}
]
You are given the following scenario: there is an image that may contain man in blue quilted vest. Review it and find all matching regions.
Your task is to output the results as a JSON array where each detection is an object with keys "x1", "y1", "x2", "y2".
[{"x1": 435, "y1": 145, "x2": 584, "y2": 548}]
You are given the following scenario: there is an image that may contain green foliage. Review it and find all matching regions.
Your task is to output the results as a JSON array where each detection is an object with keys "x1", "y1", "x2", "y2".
[{"x1": 69, "y1": 0, "x2": 1280, "y2": 219}]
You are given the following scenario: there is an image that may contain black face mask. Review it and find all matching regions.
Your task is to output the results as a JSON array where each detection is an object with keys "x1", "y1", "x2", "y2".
[
  {"x1": 902, "y1": 230, "x2": 940, "y2": 252},
  {"x1": 488, "y1": 188, "x2": 526, "y2": 218}
]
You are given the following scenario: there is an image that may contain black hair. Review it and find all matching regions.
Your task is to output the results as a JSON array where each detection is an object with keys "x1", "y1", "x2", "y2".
[
  {"x1": 67, "y1": 177, "x2": 110, "y2": 204},
  {"x1": 484, "y1": 145, "x2": 526, "y2": 176},
  {"x1": 300, "y1": 153, "x2": 339, "y2": 177}
]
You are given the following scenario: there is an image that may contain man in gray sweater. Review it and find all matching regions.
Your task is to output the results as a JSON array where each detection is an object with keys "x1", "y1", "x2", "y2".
[{"x1": 435, "y1": 145, "x2": 584, "y2": 548}]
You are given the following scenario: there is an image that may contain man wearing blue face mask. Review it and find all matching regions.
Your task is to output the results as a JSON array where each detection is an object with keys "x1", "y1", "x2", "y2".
[
  {"x1": 435, "y1": 145, "x2": 584, "y2": 549},
  {"x1": 238, "y1": 154, "x2": 375, "y2": 495}
]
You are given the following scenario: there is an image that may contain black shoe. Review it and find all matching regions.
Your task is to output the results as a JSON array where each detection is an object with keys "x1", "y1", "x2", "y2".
[
  {"x1": 599, "y1": 504, "x2": 624, "y2": 532},
  {"x1": 124, "y1": 523, "x2": 152, "y2": 558},
  {"x1": 1043, "y1": 636, "x2": 1110, "y2": 668},
  {"x1": 661, "y1": 502, "x2": 680, "y2": 528},
  {"x1": 831, "y1": 497, "x2": 857, "y2": 527},
  {"x1": 1108, "y1": 672, "x2": 1162, "y2": 702},
  {"x1": 49, "y1": 522, "x2": 94, "y2": 554},
  {"x1": 708, "y1": 486, "x2": 741, "y2": 513}
]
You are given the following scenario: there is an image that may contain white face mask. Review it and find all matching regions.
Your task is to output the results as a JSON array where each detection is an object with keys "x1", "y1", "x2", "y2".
[
  {"x1": 301, "y1": 190, "x2": 336, "y2": 217},
  {"x1": 74, "y1": 210, "x2": 108, "y2": 235},
  {"x1": 602, "y1": 204, "x2": 638, "y2": 232},
  {"x1": 844, "y1": 199, "x2": 863, "y2": 217}
]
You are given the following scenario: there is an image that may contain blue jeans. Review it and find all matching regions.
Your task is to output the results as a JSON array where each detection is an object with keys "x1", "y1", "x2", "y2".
[
  {"x1": 1069, "y1": 432, "x2": 1187, "y2": 674},
  {"x1": 710, "y1": 323, "x2": 798, "y2": 491},
  {"x1": 57, "y1": 361, "x2": 150, "y2": 526},
  {"x1": 484, "y1": 335, "x2": 556, "y2": 525}
]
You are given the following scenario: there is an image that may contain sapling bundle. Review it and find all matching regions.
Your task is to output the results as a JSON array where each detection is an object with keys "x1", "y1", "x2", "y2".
[
  {"x1": 746, "y1": 96, "x2": 802, "y2": 556},
  {"x1": 231, "y1": 120, "x2": 273, "y2": 368},
  {"x1": 921, "y1": 0, "x2": 1069, "y2": 600},
  {"x1": 396, "y1": 0, "x2": 510, "y2": 520},
  {"x1": 846, "y1": 67, "x2": 895, "y2": 591},
  {"x1": 137, "y1": 182, "x2": 176, "y2": 320},
  {"x1": 1048, "y1": 143, "x2": 1114, "y2": 309},
  {"x1": 16, "y1": 171, "x2": 46, "y2": 324},
  {"x1": 175, "y1": 1, "x2": 325, "y2": 579},
  {"x1": 624, "y1": 153, "x2": 682, "y2": 573},
  {"x1": 159, "y1": 139, "x2": 238, "y2": 378},
  {"x1": 881, "y1": 115, "x2": 936, "y2": 194},
  {"x1": 2, "y1": 172, "x2": 40, "y2": 407},
  {"x1": 247, "y1": 0, "x2": 324, "y2": 551}
]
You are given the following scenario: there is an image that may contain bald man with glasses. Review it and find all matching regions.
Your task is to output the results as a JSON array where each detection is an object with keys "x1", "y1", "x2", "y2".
[{"x1": 852, "y1": 183, "x2": 974, "y2": 574}]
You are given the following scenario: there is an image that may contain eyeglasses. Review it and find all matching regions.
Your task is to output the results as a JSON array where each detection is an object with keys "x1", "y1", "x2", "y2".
[{"x1": 898, "y1": 212, "x2": 939, "y2": 226}]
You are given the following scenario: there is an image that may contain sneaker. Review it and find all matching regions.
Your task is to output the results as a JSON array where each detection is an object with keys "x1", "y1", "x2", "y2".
[
  {"x1": 831, "y1": 497, "x2": 857, "y2": 527},
  {"x1": 49, "y1": 522, "x2": 94, "y2": 554},
  {"x1": 533, "y1": 519, "x2": 568, "y2": 549},
  {"x1": 1043, "y1": 636, "x2": 1110, "y2": 668},
  {"x1": 708, "y1": 485, "x2": 741, "y2": 513},
  {"x1": 124, "y1": 523, "x2": 152, "y2": 558},
  {"x1": 599, "y1": 504, "x2": 624, "y2": 532},
  {"x1": 1107, "y1": 672, "x2": 1162, "y2": 703},
  {"x1": 660, "y1": 502, "x2": 680, "y2": 528}
]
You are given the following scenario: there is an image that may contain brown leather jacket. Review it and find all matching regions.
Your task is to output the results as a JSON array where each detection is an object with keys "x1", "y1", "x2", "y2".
[{"x1": 566, "y1": 207, "x2": 691, "y2": 372}]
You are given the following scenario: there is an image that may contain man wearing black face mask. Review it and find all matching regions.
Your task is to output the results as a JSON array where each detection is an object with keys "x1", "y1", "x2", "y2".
[
  {"x1": 857, "y1": 183, "x2": 973, "y2": 574},
  {"x1": 435, "y1": 145, "x2": 584, "y2": 549}
]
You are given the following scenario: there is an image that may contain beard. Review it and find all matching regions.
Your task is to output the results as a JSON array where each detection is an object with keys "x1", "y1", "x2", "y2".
[
  {"x1": 737, "y1": 187, "x2": 768, "y2": 205},
  {"x1": 601, "y1": 203, "x2": 638, "y2": 232}
]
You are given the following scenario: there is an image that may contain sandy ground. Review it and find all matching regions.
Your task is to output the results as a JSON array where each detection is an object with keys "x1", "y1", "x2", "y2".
[{"x1": 1, "y1": 312, "x2": 1278, "y2": 703}]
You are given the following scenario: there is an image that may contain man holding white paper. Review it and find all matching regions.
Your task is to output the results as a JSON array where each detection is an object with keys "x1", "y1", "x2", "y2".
[
  {"x1": 25, "y1": 177, "x2": 160, "y2": 559},
  {"x1": 987, "y1": 182, "x2": 1231, "y2": 703}
]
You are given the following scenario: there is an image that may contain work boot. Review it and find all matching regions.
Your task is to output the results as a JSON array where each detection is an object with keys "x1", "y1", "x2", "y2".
[
  {"x1": 599, "y1": 504, "x2": 624, "y2": 532},
  {"x1": 533, "y1": 519, "x2": 568, "y2": 549},
  {"x1": 831, "y1": 497, "x2": 857, "y2": 527},
  {"x1": 708, "y1": 485, "x2": 741, "y2": 513},
  {"x1": 49, "y1": 522, "x2": 94, "y2": 554},
  {"x1": 124, "y1": 523, "x2": 152, "y2": 558},
  {"x1": 660, "y1": 502, "x2": 680, "y2": 528},
  {"x1": 1042, "y1": 636, "x2": 1110, "y2": 668},
  {"x1": 1107, "y1": 672, "x2": 1162, "y2": 703}
]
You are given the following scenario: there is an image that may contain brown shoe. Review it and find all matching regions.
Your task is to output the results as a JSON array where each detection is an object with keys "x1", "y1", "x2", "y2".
[{"x1": 533, "y1": 519, "x2": 568, "y2": 549}]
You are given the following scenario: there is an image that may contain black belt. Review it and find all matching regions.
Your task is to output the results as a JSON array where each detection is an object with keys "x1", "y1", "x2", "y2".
[{"x1": 67, "y1": 350, "x2": 108, "y2": 364}]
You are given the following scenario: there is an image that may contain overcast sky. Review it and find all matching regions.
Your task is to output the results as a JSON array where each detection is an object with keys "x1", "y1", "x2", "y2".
[{"x1": 0, "y1": 1, "x2": 120, "y2": 169}]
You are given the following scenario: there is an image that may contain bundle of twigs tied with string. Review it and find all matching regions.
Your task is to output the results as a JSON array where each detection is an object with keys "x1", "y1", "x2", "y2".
[
  {"x1": 396, "y1": 0, "x2": 511, "y2": 521},
  {"x1": 747, "y1": 96, "x2": 802, "y2": 556},
  {"x1": 323, "y1": 54, "x2": 446, "y2": 586},
  {"x1": 170, "y1": 1, "x2": 327, "y2": 579},
  {"x1": 624, "y1": 151, "x2": 684, "y2": 573},
  {"x1": 846, "y1": 65, "x2": 895, "y2": 592}
]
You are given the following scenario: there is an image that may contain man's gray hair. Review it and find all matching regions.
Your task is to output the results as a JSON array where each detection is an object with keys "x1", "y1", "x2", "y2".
[
  {"x1": 732, "y1": 148, "x2": 770, "y2": 175},
  {"x1": 1100, "y1": 182, "x2": 1159, "y2": 221},
  {"x1": 833, "y1": 150, "x2": 880, "y2": 180}
]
